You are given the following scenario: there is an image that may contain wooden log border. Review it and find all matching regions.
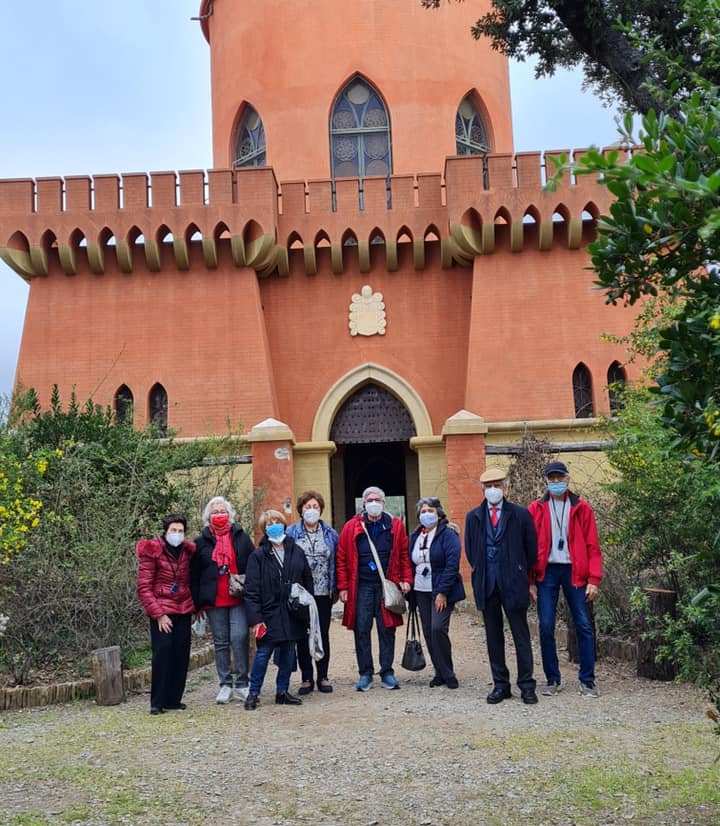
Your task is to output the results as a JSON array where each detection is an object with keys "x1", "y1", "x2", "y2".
[{"x1": 0, "y1": 645, "x2": 214, "y2": 712}]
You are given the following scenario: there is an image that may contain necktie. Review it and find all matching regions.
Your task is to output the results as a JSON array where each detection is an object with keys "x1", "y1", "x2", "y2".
[{"x1": 491, "y1": 506, "x2": 499, "y2": 528}]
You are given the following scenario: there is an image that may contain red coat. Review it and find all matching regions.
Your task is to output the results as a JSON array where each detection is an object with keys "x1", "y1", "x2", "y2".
[
  {"x1": 336, "y1": 514, "x2": 412, "y2": 630},
  {"x1": 527, "y1": 494, "x2": 603, "y2": 588},
  {"x1": 136, "y1": 537, "x2": 196, "y2": 619}
]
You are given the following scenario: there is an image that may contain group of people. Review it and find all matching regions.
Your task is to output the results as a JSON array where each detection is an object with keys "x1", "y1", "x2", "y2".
[{"x1": 136, "y1": 460, "x2": 602, "y2": 714}]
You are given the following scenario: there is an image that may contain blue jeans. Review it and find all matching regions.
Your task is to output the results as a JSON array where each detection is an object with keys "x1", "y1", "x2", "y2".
[
  {"x1": 354, "y1": 581, "x2": 396, "y2": 678},
  {"x1": 249, "y1": 640, "x2": 295, "y2": 695},
  {"x1": 207, "y1": 604, "x2": 249, "y2": 687},
  {"x1": 537, "y1": 563, "x2": 596, "y2": 686}
]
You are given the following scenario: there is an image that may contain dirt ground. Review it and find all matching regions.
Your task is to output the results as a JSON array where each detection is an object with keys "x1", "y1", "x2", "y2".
[{"x1": 0, "y1": 609, "x2": 718, "y2": 826}]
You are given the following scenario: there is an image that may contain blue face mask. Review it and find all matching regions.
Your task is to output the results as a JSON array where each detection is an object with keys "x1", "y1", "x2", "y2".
[
  {"x1": 266, "y1": 523, "x2": 285, "y2": 543},
  {"x1": 419, "y1": 511, "x2": 438, "y2": 529},
  {"x1": 547, "y1": 481, "x2": 569, "y2": 497}
]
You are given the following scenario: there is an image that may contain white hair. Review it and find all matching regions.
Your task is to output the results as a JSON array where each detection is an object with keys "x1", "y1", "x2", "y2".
[
  {"x1": 202, "y1": 496, "x2": 237, "y2": 526},
  {"x1": 362, "y1": 486, "x2": 386, "y2": 502}
]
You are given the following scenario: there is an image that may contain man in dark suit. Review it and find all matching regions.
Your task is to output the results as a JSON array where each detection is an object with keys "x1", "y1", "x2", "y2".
[{"x1": 465, "y1": 467, "x2": 538, "y2": 705}]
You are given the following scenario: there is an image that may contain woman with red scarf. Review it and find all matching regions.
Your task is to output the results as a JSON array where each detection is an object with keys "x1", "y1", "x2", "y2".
[{"x1": 191, "y1": 496, "x2": 255, "y2": 704}]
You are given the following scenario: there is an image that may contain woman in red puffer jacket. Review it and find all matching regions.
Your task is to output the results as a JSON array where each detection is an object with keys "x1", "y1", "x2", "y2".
[{"x1": 136, "y1": 513, "x2": 196, "y2": 715}]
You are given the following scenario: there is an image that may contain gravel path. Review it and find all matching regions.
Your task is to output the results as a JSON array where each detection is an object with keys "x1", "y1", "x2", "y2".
[{"x1": 0, "y1": 609, "x2": 718, "y2": 826}]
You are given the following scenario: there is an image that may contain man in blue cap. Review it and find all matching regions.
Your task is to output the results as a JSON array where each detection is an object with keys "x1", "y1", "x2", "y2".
[{"x1": 528, "y1": 461, "x2": 603, "y2": 698}]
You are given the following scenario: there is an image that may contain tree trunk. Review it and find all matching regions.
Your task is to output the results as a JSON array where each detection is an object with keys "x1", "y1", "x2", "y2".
[
  {"x1": 91, "y1": 646, "x2": 125, "y2": 706},
  {"x1": 637, "y1": 588, "x2": 677, "y2": 681}
]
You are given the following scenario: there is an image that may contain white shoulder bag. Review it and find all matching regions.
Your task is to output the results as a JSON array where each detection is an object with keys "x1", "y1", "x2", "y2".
[{"x1": 362, "y1": 523, "x2": 407, "y2": 615}]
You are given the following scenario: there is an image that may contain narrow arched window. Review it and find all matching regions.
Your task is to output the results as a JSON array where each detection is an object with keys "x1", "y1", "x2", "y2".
[
  {"x1": 233, "y1": 105, "x2": 266, "y2": 168},
  {"x1": 572, "y1": 364, "x2": 594, "y2": 419},
  {"x1": 607, "y1": 361, "x2": 627, "y2": 414},
  {"x1": 149, "y1": 383, "x2": 168, "y2": 435},
  {"x1": 114, "y1": 385, "x2": 134, "y2": 425},
  {"x1": 330, "y1": 76, "x2": 392, "y2": 179},
  {"x1": 456, "y1": 94, "x2": 489, "y2": 156}
]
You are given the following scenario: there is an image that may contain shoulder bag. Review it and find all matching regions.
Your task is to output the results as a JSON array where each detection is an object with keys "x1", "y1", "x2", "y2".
[{"x1": 361, "y1": 523, "x2": 407, "y2": 615}]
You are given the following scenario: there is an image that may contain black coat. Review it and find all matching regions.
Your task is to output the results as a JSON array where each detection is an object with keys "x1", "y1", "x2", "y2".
[
  {"x1": 408, "y1": 521, "x2": 466, "y2": 604},
  {"x1": 244, "y1": 537, "x2": 314, "y2": 645},
  {"x1": 464, "y1": 500, "x2": 537, "y2": 613},
  {"x1": 190, "y1": 524, "x2": 255, "y2": 610}
]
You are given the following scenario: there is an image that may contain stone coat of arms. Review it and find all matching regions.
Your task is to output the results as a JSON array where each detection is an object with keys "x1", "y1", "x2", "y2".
[{"x1": 349, "y1": 285, "x2": 386, "y2": 336}]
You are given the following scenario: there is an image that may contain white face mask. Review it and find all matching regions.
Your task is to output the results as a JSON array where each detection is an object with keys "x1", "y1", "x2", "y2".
[
  {"x1": 303, "y1": 507, "x2": 321, "y2": 526},
  {"x1": 484, "y1": 486, "x2": 504, "y2": 506},
  {"x1": 166, "y1": 532, "x2": 184, "y2": 547},
  {"x1": 365, "y1": 501, "x2": 384, "y2": 518}
]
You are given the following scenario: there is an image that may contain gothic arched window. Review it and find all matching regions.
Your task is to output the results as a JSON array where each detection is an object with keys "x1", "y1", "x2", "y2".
[
  {"x1": 572, "y1": 364, "x2": 595, "y2": 419},
  {"x1": 233, "y1": 105, "x2": 266, "y2": 168},
  {"x1": 114, "y1": 385, "x2": 134, "y2": 425},
  {"x1": 149, "y1": 383, "x2": 168, "y2": 435},
  {"x1": 456, "y1": 94, "x2": 490, "y2": 156},
  {"x1": 330, "y1": 76, "x2": 392, "y2": 179},
  {"x1": 607, "y1": 361, "x2": 627, "y2": 414}
]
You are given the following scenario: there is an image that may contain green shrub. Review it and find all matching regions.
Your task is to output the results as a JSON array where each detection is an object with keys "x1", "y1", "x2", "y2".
[
  {"x1": 603, "y1": 389, "x2": 720, "y2": 686},
  {"x1": 0, "y1": 389, "x2": 254, "y2": 685}
]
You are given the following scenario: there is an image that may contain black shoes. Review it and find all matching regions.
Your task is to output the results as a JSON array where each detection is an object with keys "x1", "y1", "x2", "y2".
[
  {"x1": 317, "y1": 680, "x2": 334, "y2": 693},
  {"x1": 149, "y1": 707, "x2": 164, "y2": 715},
  {"x1": 446, "y1": 677, "x2": 459, "y2": 690},
  {"x1": 521, "y1": 689, "x2": 539, "y2": 705},
  {"x1": 429, "y1": 675, "x2": 446, "y2": 688},
  {"x1": 486, "y1": 686, "x2": 513, "y2": 704},
  {"x1": 298, "y1": 681, "x2": 314, "y2": 696},
  {"x1": 164, "y1": 702, "x2": 186, "y2": 711},
  {"x1": 275, "y1": 691, "x2": 302, "y2": 706},
  {"x1": 244, "y1": 693, "x2": 259, "y2": 710}
]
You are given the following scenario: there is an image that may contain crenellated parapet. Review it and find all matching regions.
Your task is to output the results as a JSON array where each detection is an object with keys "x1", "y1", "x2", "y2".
[{"x1": 0, "y1": 150, "x2": 617, "y2": 281}]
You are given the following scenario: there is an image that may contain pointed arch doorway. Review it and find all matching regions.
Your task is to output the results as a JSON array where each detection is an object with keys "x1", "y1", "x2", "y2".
[{"x1": 329, "y1": 383, "x2": 420, "y2": 526}]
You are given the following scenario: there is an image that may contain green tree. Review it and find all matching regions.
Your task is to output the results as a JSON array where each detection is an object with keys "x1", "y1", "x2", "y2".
[
  {"x1": 422, "y1": 0, "x2": 720, "y2": 113},
  {"x1": 558, "y1": 90, "x2": 720, "y2": 458}
]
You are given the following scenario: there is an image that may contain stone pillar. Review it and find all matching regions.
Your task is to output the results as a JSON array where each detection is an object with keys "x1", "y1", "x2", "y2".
[
  {"x1": 293, "y1": 441, "x2": 337, "y2": 516},
  {"x1": 410, "y1": 436, "x2": 447, "y2": 502},
  {"x1": 247, "y1": 418, "x2": 295, "y2": 540},
  {"x1": 442, "y1": 410, "x2": 488, "y2": 582}
]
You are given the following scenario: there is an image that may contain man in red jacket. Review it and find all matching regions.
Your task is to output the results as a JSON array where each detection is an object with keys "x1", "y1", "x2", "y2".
[
  {"x1": 528, "y1": 462, "x2": 603, "y2": 698},
  {"x1": 336, "y1": 486, "x2": 412, "y2": 691}
]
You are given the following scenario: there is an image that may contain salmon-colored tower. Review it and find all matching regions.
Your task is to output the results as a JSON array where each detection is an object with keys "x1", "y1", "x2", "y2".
[
  {"x1": 203, "y1": 0, "x2": 514, "y2": 178},
  {"x1": 0, "y1": 0, "x2": 638, "y2": 535}
]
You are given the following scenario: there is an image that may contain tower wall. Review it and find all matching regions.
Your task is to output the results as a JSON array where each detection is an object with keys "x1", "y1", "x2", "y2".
[{"x1": 203, "y1": 0, "x2": 514, "y2": 179}]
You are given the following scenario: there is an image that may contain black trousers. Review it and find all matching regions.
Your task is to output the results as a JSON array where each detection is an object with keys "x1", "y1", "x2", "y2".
[
  {"x1": 482, "y1": 588, "x2": 535, "y2": 692},
  {"x1": 414, "y1": 591, "x2": 456, "y2": 681},
  {"x1": 149, "y1": 613, "x2": 192, "y2": 709},
  {"x1": 297, "y1": 594, "x2": 332, "y2": 682}
]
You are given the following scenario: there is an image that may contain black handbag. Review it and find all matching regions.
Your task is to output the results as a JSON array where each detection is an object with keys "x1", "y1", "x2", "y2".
[{"x1": 401, "y1": 605, "x2": 426, "y2": 672}]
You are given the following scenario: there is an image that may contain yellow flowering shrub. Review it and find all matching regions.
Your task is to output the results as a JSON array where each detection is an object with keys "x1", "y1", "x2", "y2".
[{"x1": 0, "y1": 448, "x2": 48, "y2": 565}]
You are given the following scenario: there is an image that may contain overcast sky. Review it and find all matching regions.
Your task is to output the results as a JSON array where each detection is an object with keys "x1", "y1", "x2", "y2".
[{"x1": 0, "y1": 1, "x2": 622, "y2": 398}]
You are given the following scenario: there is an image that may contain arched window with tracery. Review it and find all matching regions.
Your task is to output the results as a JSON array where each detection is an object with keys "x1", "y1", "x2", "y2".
[
  {"x1": 572, "y1": 364, "x2": 594, "y2": 419},
  {"x1": 456, "y1": 94, "x2": 490, "y2": 156},
  {"x1": 607, "y1": 361, "x2": 627, "y2": 414},
  {"x1": 114, "y1": 385, "x2": 134, "y2": 425},
  {"x1": 149, "y1": 383, "x2": 168, "y2": 435},
  {"x1": 330, "y1": 76, "x2": 392, "y2": 179},
  {"x1": 233, "y1": 105, "x2": 266, "y2": 168}
]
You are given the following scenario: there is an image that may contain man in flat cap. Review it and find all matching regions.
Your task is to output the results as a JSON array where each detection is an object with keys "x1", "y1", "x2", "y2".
[
  {"x1": 528, "y1": 461, "x2": 603, "y2": 698},
  {"x1": 465, "y1": 467, "x2": 538, "y2": 704}
]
